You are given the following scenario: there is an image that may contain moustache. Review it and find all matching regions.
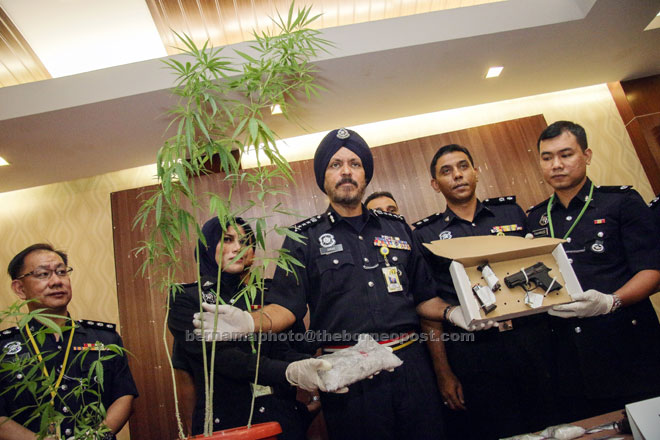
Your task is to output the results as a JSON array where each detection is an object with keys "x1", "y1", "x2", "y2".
[{"x1": 336, "y1": 178, "x2": 358, "y2": 188}]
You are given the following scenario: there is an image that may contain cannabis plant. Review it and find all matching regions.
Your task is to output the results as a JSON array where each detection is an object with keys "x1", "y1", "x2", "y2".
[
  {"x1": 0, "y1": 301, "x2": 125, "y2": 440},
  {"x1": 134, "y1": 4, "x2": 331, "y2": 438}
]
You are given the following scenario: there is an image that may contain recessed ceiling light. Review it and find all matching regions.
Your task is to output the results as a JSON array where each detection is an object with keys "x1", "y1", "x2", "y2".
[
  {"x1": 485, "y1": 66, "x2": 504, "y2": 78},
  {"x1": 271, "y1": 104, "x2": 283, "y2": 115},
  {"x1": 0, "y1": 156, "x2": 10, "y2": 166}
]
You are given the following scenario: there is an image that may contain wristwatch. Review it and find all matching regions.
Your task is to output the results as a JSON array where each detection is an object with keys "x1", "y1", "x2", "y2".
[{"x1": 610, "y1": 293, "x2": 623, "y2": 313}]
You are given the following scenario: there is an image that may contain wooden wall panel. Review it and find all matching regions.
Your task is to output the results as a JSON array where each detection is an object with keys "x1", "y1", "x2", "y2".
[
  {"x1": 110, "y1": 115, "x2": 548, "y2": 439},
  {"x1": 0, "y1": 7, "x2": 50, "y2": 87},
  {"x1": 609, "y1": 77, "x2": 660, "y2": 194}
]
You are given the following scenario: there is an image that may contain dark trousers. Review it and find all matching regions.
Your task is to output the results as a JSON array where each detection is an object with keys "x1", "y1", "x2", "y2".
[
  {"x1": 320, "y1": 341, "x2": 445, "y2": 440},
  {"x1": 443, "y1": 315, "x2": 560, "y2": 440}
]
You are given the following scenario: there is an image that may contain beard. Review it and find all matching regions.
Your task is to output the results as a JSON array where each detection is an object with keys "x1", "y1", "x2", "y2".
[{"x1": 326, "y1": 177, "x2": 366, "y2": 207}]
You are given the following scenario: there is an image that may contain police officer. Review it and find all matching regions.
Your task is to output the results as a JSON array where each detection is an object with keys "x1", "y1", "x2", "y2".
[
  {"x1": 1, "y1": 243, "x2": 138, "y2": 440},
  {"x1": 526, "y1": 121, "x2": 660, "y2": 422},
  {"x1": 193, "y1": 128, "x2": 454, "y2": 440},
  {"x1": 412, "y1": 144, "x2": 557, "y2": 439},
  {"x1": 364, "y1": 191, "x2": 400, "y2": 214},
  {"x1": 168, "y1": 217, "x2": 320, "y2": 438}
]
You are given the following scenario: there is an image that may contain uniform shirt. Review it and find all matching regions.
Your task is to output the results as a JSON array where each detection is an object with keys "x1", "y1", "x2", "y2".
[
  {"x1": 266, "y1": 205, "x2": 437, "y2": 340},
  {"x1": 0, "y1": 319, "x2": 138, "y2": 438},
  {"x1": 412, "y1": 197, "x2": 527, "y2": 305},
  {"x1": 526, "y1": 178, "x2": 660, "y2": 294},
  {"x1": 526, "y1": 178, "x2": 660, "y2": 399}
]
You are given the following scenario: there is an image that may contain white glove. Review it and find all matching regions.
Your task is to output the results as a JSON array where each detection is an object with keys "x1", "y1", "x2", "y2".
[
  {"x1": 285, "y1": 358, "x2": 334, "y2": 392},
  {"x1": 548, "y1": 289, "x2": 614, "y2": 318},
  {"x1": 193, "y1": 303, "x2": 255, "y2": 341},
  {"x1": 448, "y1": 306, "x2": 499, "y2": 331}
]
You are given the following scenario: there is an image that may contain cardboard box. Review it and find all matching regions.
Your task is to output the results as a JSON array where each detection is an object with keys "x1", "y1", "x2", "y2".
[
  {"x1": 424, "y1": 236, "x2": 582, "y2": 325},
  {"x1": 625, "y1": 395, "x2": 660, "y2": 440}
]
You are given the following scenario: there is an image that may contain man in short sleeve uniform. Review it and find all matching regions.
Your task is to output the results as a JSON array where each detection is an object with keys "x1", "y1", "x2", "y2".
[
  {"x1": 412, "y1": 144, "x2": 557, "y2": 439},
  {"x1": 526, "y1": 121, "x2": 660, "y2": 421}
]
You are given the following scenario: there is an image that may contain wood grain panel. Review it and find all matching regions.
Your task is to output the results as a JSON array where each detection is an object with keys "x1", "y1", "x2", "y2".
[
  {"x1": 145, "y1": 0, "x2": 502, "y2": 56},
  {"x1": 0, "y1": 7, "x2": 50, "y2": 87},
  {"x1": 110, "y1": 115, "x2": 547, "y2": 439},
  {"x1": 609, "y1": 78, "x2": 660, "y2": 194}
]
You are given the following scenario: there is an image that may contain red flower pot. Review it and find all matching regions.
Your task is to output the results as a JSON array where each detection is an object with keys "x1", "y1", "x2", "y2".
[{"x1": 188, "y1": 422, "x2": 282, "y2": 440}]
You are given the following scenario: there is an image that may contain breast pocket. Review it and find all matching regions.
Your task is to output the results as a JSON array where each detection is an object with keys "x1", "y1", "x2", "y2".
[{"x1": 316, "y1": 252, "x2": 355, "y2": 292}]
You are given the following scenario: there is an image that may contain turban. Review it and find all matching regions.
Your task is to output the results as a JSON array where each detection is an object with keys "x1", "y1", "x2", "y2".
[
  {"x1": 196, "y1": 216, "x2": 254, "y2": 277},
  {"x1": 313, "y1": 128, "x2": 373, "y2": 193}
]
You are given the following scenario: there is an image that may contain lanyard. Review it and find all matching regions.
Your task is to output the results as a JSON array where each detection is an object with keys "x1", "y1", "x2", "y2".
[
  {"x1": 25, "y1": 321, "x2": 76, "y2": 404},
  {"x1": 547, "y1": 182, "x2": 594, "y2": 239}
]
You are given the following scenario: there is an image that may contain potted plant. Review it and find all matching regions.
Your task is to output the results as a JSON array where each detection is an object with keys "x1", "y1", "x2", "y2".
[{"x1": 133, "y1": 4, "x2": 331, "y2": 439}]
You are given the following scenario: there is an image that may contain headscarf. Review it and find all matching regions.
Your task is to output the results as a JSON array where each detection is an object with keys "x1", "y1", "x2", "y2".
[
  {"x1": 196, "y1": 216, "x2": 254, "y2": 278},
  {"x1": 313, "y1": 128, "x2": 373, "y2": 193}
]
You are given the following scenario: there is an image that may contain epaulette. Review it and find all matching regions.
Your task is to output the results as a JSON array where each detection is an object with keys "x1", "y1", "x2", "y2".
[
  {"x1": 290, "y1": 214, "x2": 323, "y2": 232},
  {"x1": 650, "y1": 196, "x2": 660, "y2": 209},
  {"x1": 371, "y1": 209, "x2": 406, "y2": 223},
  {"x1": 595, "y1": 185, "x2": 632, "y2": 193},
  {"x1": 483, "y1": 195, "x2": 516, "y2": 206},
  {"x1": 0, "y1": 326, "x2": 20, "y2": 339},
  {"x1": 78, "y1": 319, "x2": 117, "y2": 331},
  {"x1": 526, "y1": 198, "x2": 550, "y2": 214},
  {"x1": 412, "y1": 212, "x2": 443, "y2": 228}
]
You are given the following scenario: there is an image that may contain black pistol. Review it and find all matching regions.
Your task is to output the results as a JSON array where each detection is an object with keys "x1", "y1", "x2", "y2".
[{"x1": 504, "y1": 262, "x2": 562, "y2": 293}]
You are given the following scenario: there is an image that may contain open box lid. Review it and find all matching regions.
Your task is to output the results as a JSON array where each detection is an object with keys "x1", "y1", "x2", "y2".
[{"x1": 424, "y1": 236, "x2": 566, "y2": 266}]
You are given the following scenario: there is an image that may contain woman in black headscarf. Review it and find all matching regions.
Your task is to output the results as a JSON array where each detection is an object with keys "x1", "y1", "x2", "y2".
[{"x1": 168, "y1": 216, "x2": 315, "y2": 438}]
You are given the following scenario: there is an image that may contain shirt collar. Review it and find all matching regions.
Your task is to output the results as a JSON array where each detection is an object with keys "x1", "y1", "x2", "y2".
[
  {"x1": 550, "y1": 177, "x2": 595, "y2": 211},
  {"x1": 441, "y1": 199, "x2": 492, "y2": 225},
  {"x1": 324, "y1": 204, "x2": 374, "y2": 226}
]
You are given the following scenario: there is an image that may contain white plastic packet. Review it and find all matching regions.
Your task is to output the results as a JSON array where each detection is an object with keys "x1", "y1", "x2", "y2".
[
  {"x1": 318, "y1": 334, "x2": 404, "y2": 392},
  {"x1": 539, "y1": 424, "x2": 586, "y2": 440}
]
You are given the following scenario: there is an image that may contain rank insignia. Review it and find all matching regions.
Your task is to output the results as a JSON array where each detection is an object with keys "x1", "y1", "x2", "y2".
[
  {"x1": 438, "y1": 231, "x2": 452, "y2": 240},
  {"x1": 593, "y1": 219, "x2": 606, "y2": 224},
  {"x1": 373, "y1": 236, "x2": 411, "y2": 250},
  {"x1": 539, "y1": 214, "x2": 549, "y2": 226},
  {"x1": 3, "y1": 341, "x2": 22, "y2": 355}
]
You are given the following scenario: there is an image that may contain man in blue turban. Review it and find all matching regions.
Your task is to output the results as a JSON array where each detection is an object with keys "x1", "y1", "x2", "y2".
[{"x1": 195, "y1": 128, "x2": 458, "y2": 439}]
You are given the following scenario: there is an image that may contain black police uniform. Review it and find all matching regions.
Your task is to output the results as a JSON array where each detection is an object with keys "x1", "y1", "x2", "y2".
[
  {"x1": 168, "y1": 273, "x2": 312, "y2": 438},
  {"x1": 266, "y1": 205, "x2": 444, "y2": 440},
  {"x1": 526, "y1": 178, "x2": 660, "y2": 421},
  {"x1": 0, "y1": 319, "x2": 138, "y2": 439},
  {"x1": 412, "y1": 197, "x2": 558, "y2": 439}
]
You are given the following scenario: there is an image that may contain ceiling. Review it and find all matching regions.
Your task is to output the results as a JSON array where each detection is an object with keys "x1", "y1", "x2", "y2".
[{"x1": 0, "y1": 0, "x2": 659, "y2": 193}]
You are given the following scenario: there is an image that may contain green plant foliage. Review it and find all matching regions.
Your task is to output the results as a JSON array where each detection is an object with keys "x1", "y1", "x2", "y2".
[
  {"x1": 133, "y1": 2, "x2": 331, "y2": 438},
  {"x1": 0, "y1": 302, "x2": 128, "y2": 439}
]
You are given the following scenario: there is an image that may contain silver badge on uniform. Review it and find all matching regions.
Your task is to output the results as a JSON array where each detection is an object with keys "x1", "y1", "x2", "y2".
[
  {"x1": 591, "y1": 241, "x2": 605, "y2": 253},
  {"x1": 319, "y1": 233, "x2": 343, "y2": 255},
  {"x1": 439, "y1": 231, "x2": 453, "y2": 240},
  {"x1": 319, "y1": 233, "x2": 336, "y2": 247},
  {"x1": 3, "y1": 341, "x2": 22, "y2": 355},
  {"x1": 202, "y1": 291, "x2": 216, "y2": 304},
  {"x1": 539, "y1": 214, "x2": 549, "y2": 226},
  {"x1": 336, "y1": 128, "x2": 350, "y2": 139}
]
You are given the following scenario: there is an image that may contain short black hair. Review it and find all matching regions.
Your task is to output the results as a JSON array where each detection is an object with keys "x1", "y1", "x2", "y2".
[
  {"x1": 8, "y1": 243, "x2": 68, "y2": 280},
  {"x1": 537, "y1": 121, "x2": 588, "y2": 151},
  {"x1": 430, "y1": 144, "x2": 474, "y2": 178},
  {"x1": 364, "y1": 191, "x2": 397, "y2": 207}
]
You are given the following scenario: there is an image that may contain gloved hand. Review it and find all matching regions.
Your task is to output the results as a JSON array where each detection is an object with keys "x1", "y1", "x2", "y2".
[
  {"x1": 286, "y1": 358, "x2": 339, "y2": 392},
  {"x1": 448, "y1": 306, "x2": 499, "y2": 331},
  {"x1": 548, "y1": 289, "x2": 614, "y2": 318},
  {"x1": 192, "y1": 303, "x2": 255, "y2": 341}
]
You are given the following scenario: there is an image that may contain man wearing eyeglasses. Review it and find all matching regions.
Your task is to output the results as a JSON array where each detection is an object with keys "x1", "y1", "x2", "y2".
[{"x1": 0, "y1": 243, "x2": 138, "y2": 440}]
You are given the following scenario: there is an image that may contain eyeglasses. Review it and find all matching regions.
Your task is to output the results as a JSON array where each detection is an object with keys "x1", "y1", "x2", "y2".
[{"x1": 16, "y1": 267, "x2": 73, "y2": 281}]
